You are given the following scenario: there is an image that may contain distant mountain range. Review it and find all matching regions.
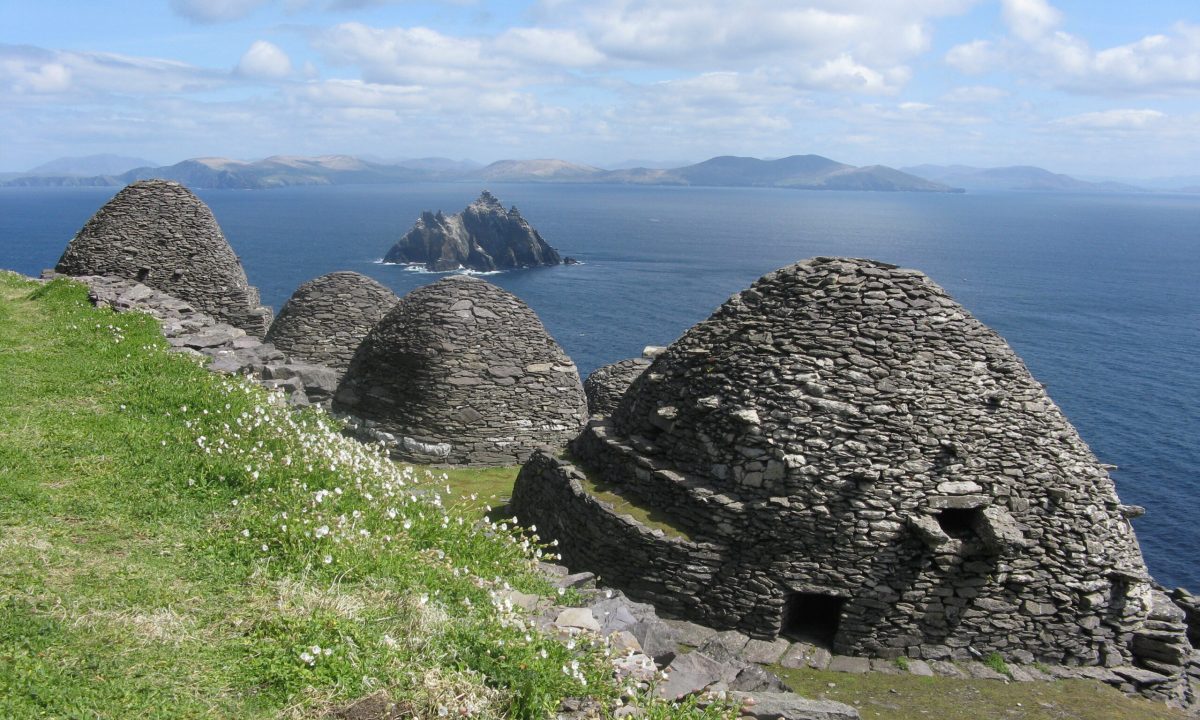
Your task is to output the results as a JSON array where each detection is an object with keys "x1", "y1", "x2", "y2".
[
  {"x1": 3, "y1": 153, "x2": 961, "y2": 193},
  {"x1": 25, "y1": 153, "x2": 158, "y2": 177},
  {"x1": 899, "y1": 165, "x2": 1149, "y2": 193},
  {"x1": 8, "y1": 153, "x2": 1197, "y2": 195}
]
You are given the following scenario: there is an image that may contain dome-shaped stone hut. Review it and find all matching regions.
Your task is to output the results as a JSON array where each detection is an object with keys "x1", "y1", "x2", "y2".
[
  {"x1": 334, "y1": 275, "x2": 588, "y2": 465},
  {"x1": 584, "y1": 358, "x2": 650, "y2": 416},
  {"x1": 513, "y1": 257, "x2": 1189, "y2": 681},
  {"x1": 265, "y1": 271, "x2": 399, "y2": 373},
  {"x1": 56, "y1": 180, "x2": 272, "y2": 335}
]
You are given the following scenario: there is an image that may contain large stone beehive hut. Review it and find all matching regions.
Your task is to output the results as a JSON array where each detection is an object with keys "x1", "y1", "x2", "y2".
[
  {"x1": 56, "y1": 180, "x2": 272, "y2": 335},
  {"x1": 513, "y1": 257, "x2": 1192, "y2": 682},
  {"x1": 265, "y1": 271, "x2": 399, "y2": 373},
  {"x1": 334, "y1": 275, "x2": 588, "y2": 465}
]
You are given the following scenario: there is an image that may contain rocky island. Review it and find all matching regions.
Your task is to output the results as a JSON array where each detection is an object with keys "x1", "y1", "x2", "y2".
[{"x1": 383, "y1": 190, "x2": 564, "y2": 271}]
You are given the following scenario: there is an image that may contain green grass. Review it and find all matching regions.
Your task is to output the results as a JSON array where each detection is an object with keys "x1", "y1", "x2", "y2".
[
  {"x1": 984, "y1": 652, "x2": 1011, "y2": 677},
  {"x1": 571, "y1": 465, "x2": 695, "y2": 541},
  {"x1": 441, "y1": 465, "x2": 520, "y2": 516},
  {"x1": 772, "y1": 666, "x2": 1187, "y2": 720},
  {"x1": 0, "y1": 273, "x2": 730, "y2": 720}
]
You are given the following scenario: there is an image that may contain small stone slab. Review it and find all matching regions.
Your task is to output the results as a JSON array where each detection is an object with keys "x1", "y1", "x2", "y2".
[
  {"x1": 501, "y1": 589, "x2": 541, "y2": 612},
  {"x1": 827, "y1": 655, "x2": 871, "y2": 674},
  {"x1": 656, "y1": 652, "x2": 725, "y2": 700},
  {"x1": 743, "y1": 638, "x2": 791, "y2": 665},
  {"x1": 612, "y1": 651, "x2": 657, "y2": 683},
  {"x1": 557, "y1": 571, "x2": 596, "y2": 589},
  {"x1": 554, "y1": 608, "x2": 600, "y2": 633},
  {"x1": 927, "y1": 660, "x2": 964, "y2": 678},
  {"x1": 1006, "y1": 666, "x2": 1036, "y2": 682},
  {"x1": 963, "y1": 661, "x2": 1009, "y2": 681},
  {"x1": 610, "y1": 630, "x2": 643, "y2": 654},
  {"x1": 662, "y1": 618, "x2": 716, "y2": 647},
  {"x1": 905, "y1": 659, "x2": 934, "y2": 677},
  {"x1": 699, "y1": 630, "x2": 751, "y2": 663},
  {"x1": 632, "y1": 620, "x2": 681, "y2": 663},
  {"x1": 729, "y1": 665, "x2": 792, "y2": 693},
  {"x1": 594, "y1": 603, "x2": 639, "y2": 635},
  {"x1": 730, "y1": 692, "x2": 860, "y2": 720},
  {"x1": 1020, "y1": 665, "x2": 1055, "y2": 682},
  {"x1": 869, "y1": 658, "x2": 901, "y2": 675}
]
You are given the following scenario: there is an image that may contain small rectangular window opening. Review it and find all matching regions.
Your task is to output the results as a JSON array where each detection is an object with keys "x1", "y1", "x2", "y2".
[
  {"x1": 781, "y1": 592, "x2": 845, "y2": 648},
  {"x1": 936, "y1": 507, "x2": 982, "y2": 540}
]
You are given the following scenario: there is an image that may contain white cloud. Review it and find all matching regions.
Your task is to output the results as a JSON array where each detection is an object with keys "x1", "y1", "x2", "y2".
[
  {"x1": 236, "y1": 41, "x2": 293, "y2": 79},
  {"x1": 0, "y1": 45, "x2": 222, "y2": 98},
  {"x1": 492, "y1": 28, "x2": 604, "y2": 68},
  {"x1": 1052, "y1": 108, "x2": 1165, "y2": 129},
  {"x1": 169, "y1": 0, "x2": 271, "y2": 23},
  {"x1": 947, "y1": 2, "x2": 1200, "y2": 94},
  {"x1": 1001, "y1": 0, "x2": 1061, "y2": 42},
  {"x1": 941, "y1": 85, "x2": 1008, "y2": 103},
  {"x1": 945, "y1": 40, "x2": 999, "y2": 75},
  {"x1": 797, "y1": 54, "x2": 909, "y2": 94},
  {"x1": 314, "y1": 23, "x2": 494, "y2": 86}
]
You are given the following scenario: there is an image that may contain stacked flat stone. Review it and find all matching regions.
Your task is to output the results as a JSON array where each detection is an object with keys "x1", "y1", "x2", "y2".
[
  {"x1": 265, "y1": 271, "x2": 399, "y2": 374},
  {"x1": 55, "y1": 180, "x2": 272, "y2": 335},
  {"x1": 584, "y1": 357, "x2": 651, "y2": 416},
  {"x1": 334, "y1": 275, "x2": 588, "y2": 465},
  {"x1": 513, "y1": 257, "x2": 1192, "y2": 698}
]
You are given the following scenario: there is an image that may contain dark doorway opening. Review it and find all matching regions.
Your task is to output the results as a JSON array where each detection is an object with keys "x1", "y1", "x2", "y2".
[
  {"x1": 780, "y1": 592, "x2": 845, "y2": 648},
  {"x1": 936, "y1": 508, "x2": 982, "y2": 540}
]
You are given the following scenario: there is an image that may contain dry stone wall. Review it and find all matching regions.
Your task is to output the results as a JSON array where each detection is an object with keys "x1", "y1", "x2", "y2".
[
  {"x1": 265, "y1": 271, "x2": 399, "y2": 374},
  {"x1": 513, "y1": 256, "x2": 1193, "y2": 704},
  {"x1": 334, "y1": 275, "x2": 587, "y2": 465},
  {"x1": 55, "y1": 180, "x2": 272, "y2": 335}
]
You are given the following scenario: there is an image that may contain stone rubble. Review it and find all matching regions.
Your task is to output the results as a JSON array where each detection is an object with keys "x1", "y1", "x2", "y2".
[{"x1": 54, "y1": 179, "x2": 273, "y2": 335}]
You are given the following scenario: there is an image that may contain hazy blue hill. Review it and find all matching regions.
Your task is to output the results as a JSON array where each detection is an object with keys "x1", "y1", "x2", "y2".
[
  {"x1": 465, "y1": 159, "x2": 604, "y2": 182},
  {"x1": 903, "y1": 164, "x2": 1146, "y2": 192},
  {"x1": 672, "y1": 154, "x2": 851, "y2": 186},
  {"x1": 119, "y1": 156, "x2": 431, "y2": 188},
  {"x1": 392, "y1": 157, "x2": 482, "y2": 176},
  {"x1": 597, "y1": 155, "x2": 958, "y2": 192},
  {"x1": 3, "y1": 174, "x2": 122, "y2": 187},
  {"x1": 6, "y1": 153, "x2": 956, "y2": 192},
  {"x1": 814, "y1": 165, "x2": 964, "y2": 192},
  {"x1": 27, "y1": 153, "x2": 156, "y2": 177}
]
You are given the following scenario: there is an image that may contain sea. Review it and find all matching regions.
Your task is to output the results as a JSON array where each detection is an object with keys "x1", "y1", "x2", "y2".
[{"x1": 1, "y1": 183, "x2": 1197, "y2": 592}]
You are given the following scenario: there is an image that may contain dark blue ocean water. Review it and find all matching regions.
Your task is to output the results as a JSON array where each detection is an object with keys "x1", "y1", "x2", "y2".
[{"x1": 2, "y1": 183, "x2": 1197, "y2": 591}]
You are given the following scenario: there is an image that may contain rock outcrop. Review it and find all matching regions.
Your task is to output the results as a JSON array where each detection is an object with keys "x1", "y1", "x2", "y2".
[
  {"x1": 55, "y1": 180, "x2": 272, "y2": 335},
  {"x1": 512, "y1": 257, "x2": 1194, "y2": 707},
  {"x1": 383, "y1": 190, "x2": 562, "y2": 271},
  {"x1": 265, "y1": 271, "x2": 399, "y2": 374},
  {"x1": 334, "y1": 275, "x2": 587, "y2": 465}
]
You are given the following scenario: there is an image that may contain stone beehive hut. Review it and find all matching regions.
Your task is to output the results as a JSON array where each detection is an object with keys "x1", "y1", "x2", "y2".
[
  {"x1": 265, "y1": 272, "x2": 399, "y2": 373},
  {"x1": 334, "y1": 275, "x2": 588, "y2": 465},
  {"x1": 583, "y1": 358, "x2": 651, "y2": 416},
  {"x1": 56, "y1": 180, "x2": 272, "y2": 335},
  {"x1": 513, "y1": 257, "x2": 1191, "y2": 683}
]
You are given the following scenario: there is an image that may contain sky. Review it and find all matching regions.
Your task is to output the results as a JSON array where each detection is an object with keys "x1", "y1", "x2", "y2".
[{"x1": 2, "y1": 0, "x2": 1199, "y2": 177}]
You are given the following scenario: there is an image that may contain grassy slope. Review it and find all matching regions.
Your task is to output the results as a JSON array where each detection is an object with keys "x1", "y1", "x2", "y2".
[{"x1": 0, "y1": 273, "x2": 737, "y2": 720}]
